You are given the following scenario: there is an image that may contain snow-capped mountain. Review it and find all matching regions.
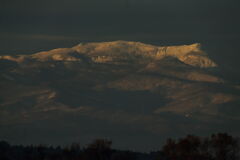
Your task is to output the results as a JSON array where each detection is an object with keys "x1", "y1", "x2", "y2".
[{"x1": 0, "y1": 41, "x2": 239, "y2": 151}]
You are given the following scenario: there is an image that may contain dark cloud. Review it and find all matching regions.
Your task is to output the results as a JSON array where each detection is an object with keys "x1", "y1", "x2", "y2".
[{"x1": 1, "y1": 0, "x2": 239, "y2": 35}]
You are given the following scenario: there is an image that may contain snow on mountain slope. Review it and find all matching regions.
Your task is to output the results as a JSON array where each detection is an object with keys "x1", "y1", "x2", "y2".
[{"x1": 0, "y1": 41, "x2": 217, "y2": 68}]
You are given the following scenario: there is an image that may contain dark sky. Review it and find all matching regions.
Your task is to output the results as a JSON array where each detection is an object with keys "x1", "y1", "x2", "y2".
[{"x1": 0, "y1": 0, "x2": 240, "y2": 67}]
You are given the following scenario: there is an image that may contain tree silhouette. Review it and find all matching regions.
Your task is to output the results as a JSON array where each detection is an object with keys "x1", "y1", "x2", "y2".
[
  {"x1": 0, "y1": 134, "x2": 239, "y2": 160},
  {"x1": 84, "y1": 139, "x2": 112, "y2": 160},
  {"x1": 161, "y1": 133, "x2": 239, "y2": 160},
  {"x1": 210, "y1": 133, "x2": 239, "y2": 160}
]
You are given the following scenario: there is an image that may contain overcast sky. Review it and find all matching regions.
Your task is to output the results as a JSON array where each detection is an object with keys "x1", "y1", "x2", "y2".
[{"x1": 0, "y1": 0, "x2": 240, "y2": 66}]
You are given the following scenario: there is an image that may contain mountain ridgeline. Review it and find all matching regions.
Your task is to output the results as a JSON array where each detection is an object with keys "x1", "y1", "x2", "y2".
[
  {"x1": 0, "y1": 41, "x2": 239, "y2": 151},
  {"x1": 1, "y1": 41, "x2": 217, "y2": 68}
]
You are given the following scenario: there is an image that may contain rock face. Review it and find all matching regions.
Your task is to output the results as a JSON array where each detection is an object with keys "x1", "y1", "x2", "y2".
[{"x1": 0, "y1": 41, "x2": 239, "y2": 151}]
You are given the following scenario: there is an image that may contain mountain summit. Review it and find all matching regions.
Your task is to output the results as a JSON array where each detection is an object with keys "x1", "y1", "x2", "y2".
[{"x1": 1, "y1": 41, "x2": 217, "y2": 68}]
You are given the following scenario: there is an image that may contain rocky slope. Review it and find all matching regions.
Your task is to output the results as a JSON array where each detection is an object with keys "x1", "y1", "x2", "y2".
[{"x1": 0, "y1": 41, "x2": 239, "y2": 151}]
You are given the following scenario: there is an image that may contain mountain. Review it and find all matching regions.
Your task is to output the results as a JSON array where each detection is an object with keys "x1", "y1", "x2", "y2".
[
  {"x1": 1, "y1": 41, "x2": 217, "y2": 67},
  {"x1": 0, "y1": 41, "x2": 239, "y2": 151}
]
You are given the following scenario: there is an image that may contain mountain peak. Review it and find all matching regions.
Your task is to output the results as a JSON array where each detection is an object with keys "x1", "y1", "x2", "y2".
[
  {"x1": 73, "y1": 41, "x2": 216, "y2": 68},
  {"x1": 0, "y1": 41, "x2": 217, "y2": 68}
]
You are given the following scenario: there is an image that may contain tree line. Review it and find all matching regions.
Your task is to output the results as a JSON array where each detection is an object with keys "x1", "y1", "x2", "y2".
[{"x1": 0, "y1": 133, "x2": 239, "y2": 160}]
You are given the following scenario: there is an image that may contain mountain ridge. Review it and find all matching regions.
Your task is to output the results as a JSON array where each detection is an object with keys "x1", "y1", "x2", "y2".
[{"x1": 0, "y1": 41, "x2": 217, "y2": 68}]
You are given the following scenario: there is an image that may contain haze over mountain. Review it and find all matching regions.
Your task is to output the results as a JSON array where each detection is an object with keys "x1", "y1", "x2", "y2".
[{"x1": 0, "y1": 41, "x2": 240, "y2": 151}]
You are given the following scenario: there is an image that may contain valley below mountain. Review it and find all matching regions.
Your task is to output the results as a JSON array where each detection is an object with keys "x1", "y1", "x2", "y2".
[{"x1": 0, "y1": 41, "x2": 240, "y2": 151}]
